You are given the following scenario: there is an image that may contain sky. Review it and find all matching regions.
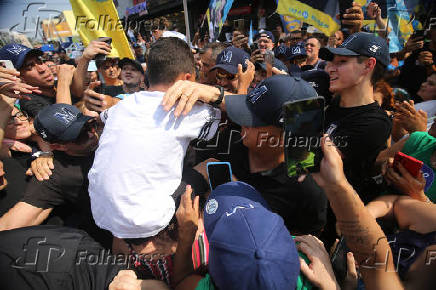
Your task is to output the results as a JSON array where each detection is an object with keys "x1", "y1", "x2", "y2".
[{"x1": 0, "y1": 0, "x2": 72, "y2": 37}]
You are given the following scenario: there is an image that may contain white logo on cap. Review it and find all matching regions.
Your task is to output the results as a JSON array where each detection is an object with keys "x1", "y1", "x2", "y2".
[
  {"x1": 206, "y1": 199, "x2": 218, "y2": 215},
  {"x1": 341, "y1": 34, "x2": 358, "y2": 47},
  {"x1": 279, "y1": 46, "x2": 286, "y2": 54},
  {"x1": 53, "y1": 108, "x2": 77, "y2": 125},
  {"x1": 248, "y1": 85, "x2": 268, "y2": 104},
  {"x1": 221, "y1": 51, "x2": 233, "y2": 64},
  {"x1": 292, "y1": 46, "x2": 302, "y2": 54},
  {"x1": 6, "y1": 44, "x2": 27, "y2": 56},
  {"x1": 368, "y1": 44, "x2": 381, "y2": 54},
  {"x1": 40, "y1": 130, "x2": 47, "y2": 139},
  {"x1": 226, "y1": 204, "x2": 254, "y2": 217}
]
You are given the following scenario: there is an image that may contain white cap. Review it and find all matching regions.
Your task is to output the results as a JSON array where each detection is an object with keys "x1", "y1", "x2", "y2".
[{"x1": 162, "y1": 30, "x2": 187, "y2": 43}]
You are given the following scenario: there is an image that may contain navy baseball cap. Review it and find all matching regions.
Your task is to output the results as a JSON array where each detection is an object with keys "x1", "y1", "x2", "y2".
[
  {"x1": 204, "y1": 182, "x2": 300, "y2": 290},
  {"x1": 34, "y1": 104, "x2": 92, "y2": 143},
  {"x1": 211, "y1": 46, "x2": 250, "y2": 75},
  {"x1": 319, "y1": 32, "x2": 389, "y2": 66},
  {"x1": 274, "y1": 45, "x2": 290, "y2": 58},
  {"x1": 255, "y1": 30, "x2": 275, "y2": 43},
  {"x1": 289, "y1": 43, "x2": 307, "y2": 60},
  {"x1": 225, "y1": 74, "x2": 318, "y2": 128},
  {"x1": 0, "y1": 43, "x2": 43, "y2": 69},
  {"x1": 119, "y1": 58, "x2": 145, "y2": 75},
  {"x1": 255, "y1": 57, "x2": 289, "y2": 73}
]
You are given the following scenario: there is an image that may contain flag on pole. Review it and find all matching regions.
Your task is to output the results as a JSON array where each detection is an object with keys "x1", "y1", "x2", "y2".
[
  {"x1": 69, "y1": 0, "x2": 134, "y2": 59},
  {"x1": 206, "y1": 0, "x2": 235, "y2": 42}
]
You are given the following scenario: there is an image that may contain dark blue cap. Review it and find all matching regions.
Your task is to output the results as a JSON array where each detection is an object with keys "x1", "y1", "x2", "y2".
[
  {"x1": 0, "y1": 43, "x2": 42, "y2": 69},
  {"x1": 34, "y1": 104, "x2": 92, "y2": 143},
  {"x1": 319, "y1": 32, "x2": 389, "y2": 66},
  {"x1": 225, "y1": 74, "x2": 318, "y2": 128},
  {"x1": 255, "y1": 30, "x2": 275, "y2": 43},
  {"x1": 204, "y1": 182, "x2": 300, "y2": 290},
  {"x1": 274, "y1": 45, "x2": 290, "y2": 58},
  {"x1": 289, "y1": 43, "x2": 307, "y2": 60},
  {"x1": 255, "y1": 57, "x2": 289, "y2": 73},
  {"x1": 211, "y1": 46, "x2": 250, "y2": 75}
]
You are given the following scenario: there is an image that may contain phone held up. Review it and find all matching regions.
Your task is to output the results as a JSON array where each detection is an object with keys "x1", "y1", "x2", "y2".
[
  {"x1": 206, "y1": 162, "x2": 233, "y2": 191},
  {"x1": 393, "y1": 152, "x2": 423, "y2": 178},
  {"x1": 283, "y1": 97, "x2": 325, "y2": 178},
  {"x1": 95, "y1": 37, "x2": 112, "y2": 61}
]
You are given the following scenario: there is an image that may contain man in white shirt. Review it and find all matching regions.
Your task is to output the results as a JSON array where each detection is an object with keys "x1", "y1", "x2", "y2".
[{"x1": 88, "y1": 37, "x2": 221, "y2": 240}]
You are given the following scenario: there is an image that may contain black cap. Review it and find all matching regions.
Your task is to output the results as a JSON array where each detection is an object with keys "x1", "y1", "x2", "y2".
[
  {"x1": 119, "y1": 58, "x2": 145, "y2": 75},
  {"x1": 319, "y1": 32, "x2": 389, "y2": 66},
  {"x1": 225, "y1": 75, "x2": 318, "y2": 128},
  {"x1": 255, "y1": 58, "x2": 289, "y2": 73},
  {"x1": 34, "y1": 104, "x2": 92, "y2": 143}
]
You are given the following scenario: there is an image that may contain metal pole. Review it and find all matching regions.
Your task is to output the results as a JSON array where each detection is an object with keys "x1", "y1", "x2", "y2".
[{"x1": 182, "y1": 0, "x2": 191, "y2": 44}]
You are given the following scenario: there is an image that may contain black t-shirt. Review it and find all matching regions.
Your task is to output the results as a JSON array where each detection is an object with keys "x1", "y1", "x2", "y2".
[
  {"x1": 0, "y1": 225, "x2": 123, "y2": 290},
  {"x1": 20, "y1": 151, "x2": 111, "y2": 247},
  {"x1": 0, "y1": 151, "x2": 32, "y2": 215},
  {"x1": 190, "y1": 125, "x2": 328, "y2": 235},
  {"x1": 325, "y1": 97, "x2": 392, "y2": 202},
  {"x1": 20, "y1": 92, "x2": 54, "y2": 118},
  {"x1": 104, "y1": 85, "x2": 125, "y2": 98},
  {"x1": 21, "y1": 151, "x2": 94, "y2": 209}
]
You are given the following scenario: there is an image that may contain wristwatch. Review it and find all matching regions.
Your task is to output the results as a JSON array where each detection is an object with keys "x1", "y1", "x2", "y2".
[{"x1": 209, "y1": 85, "x2": 224, "y2": 108}]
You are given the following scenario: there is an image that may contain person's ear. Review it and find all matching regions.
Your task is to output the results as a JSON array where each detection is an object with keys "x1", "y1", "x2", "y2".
[
  {"x1": 365, "y1": 57, "x2": 377, "y2": 73},
  {"x1": 50, "y1": 143, "x2": 67, "y2": 151},
  {"x1": 184, "y1": 72, "x2": 195, "y2": 82}
]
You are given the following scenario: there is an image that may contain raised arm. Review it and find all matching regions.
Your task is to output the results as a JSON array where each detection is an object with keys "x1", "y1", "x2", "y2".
[{"x1": 311, "y1": 136, "x2": 404, "y2": 290}]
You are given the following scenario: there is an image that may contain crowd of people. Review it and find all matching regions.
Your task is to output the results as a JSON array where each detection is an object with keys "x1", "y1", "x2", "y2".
[{"x1": 0, "y1": 2, "x2": 435, "y2": 290}]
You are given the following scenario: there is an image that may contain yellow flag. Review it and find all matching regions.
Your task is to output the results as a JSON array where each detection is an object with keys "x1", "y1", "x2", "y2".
[
  {"x1": 69, "y1": 0, "x2": 134, "y2": 59},
  {"x1": 277, "y1": 0, "x2": 340, "y2": 36}
]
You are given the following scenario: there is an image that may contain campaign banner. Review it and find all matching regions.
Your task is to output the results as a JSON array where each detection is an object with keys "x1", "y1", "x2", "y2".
[
  {"x1": 206, "y1": 0, "x2": 235, "y2": 41},
  {"x1": 69, "y1": 0, "x2": 134, "y2": 59},
  {"x1": 276, "y1": 0, "x2": 340, "y2": 36}
]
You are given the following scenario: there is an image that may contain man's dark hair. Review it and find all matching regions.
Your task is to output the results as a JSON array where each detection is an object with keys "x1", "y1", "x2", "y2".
[
  {"x1": 202, "y1": 42, "x2": 229, "y2": 61},
  {"x1": 147, "y1": 37, "x2": 194, "y2": 86},
  {"x1": 357, "y1": 56, "x2": 386, "y2": 87}
]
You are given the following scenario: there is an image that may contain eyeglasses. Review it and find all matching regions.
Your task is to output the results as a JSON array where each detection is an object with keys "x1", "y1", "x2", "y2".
[
  {"x1": 216, "y1": 72, "x2": 237, "y2": 81},
  {"x1": 8, "y1": 111, "x2": 28, "y2": 124}
]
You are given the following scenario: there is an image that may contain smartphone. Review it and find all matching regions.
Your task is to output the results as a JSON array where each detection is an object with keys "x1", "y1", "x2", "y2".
[
  {"x1": 206, "y1": 162, "x2": 233, "y2": 190},
  {"x1": 411, "y1": 30, "x2": 425, "y2": 39},
  {"x1": 393, "y1": 152, "x2": 423, "y2": 178},
  {"x1": 331, "y1": 237, "x2": 349, "y2": 284},
  {"x1": 96, "y1": 71, "x2": 106, "y2": 96},
  {"x1": 264, "y1": 50, "x2": 274, "y2": 77},
  {"x1": 0, "y1": 60, "x2": 14, "y2": 69},
  {"x1": 95, "y1": 37, "x2": 112, "y2": 60},
  {"x1": 250, "y1": 42, "x2": 258, "y2": 52},
  {"x1": 339, "y1": 0, "x2": 354, "y2": 30},
  {"x1": 283, "y1": 97, "x2": 325, "y2": 178},
  {"x1": 233, "y1": 19, "x2": 245, "y2": 33}
]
